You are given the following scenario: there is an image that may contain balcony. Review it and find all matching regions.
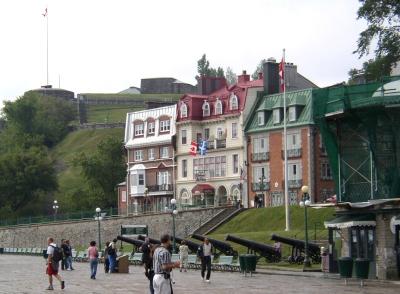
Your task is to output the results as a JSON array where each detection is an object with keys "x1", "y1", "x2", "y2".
[
  {"x1": 147, "y1": 184, "x2": 173, "y2": 192},
  {"x1": 206, "y1": 140, "x2": 215, "y2": 150},
  {"x1": 216, "y1": 139, "x2": 226, "y2": 149},
  {"x1": 251, "y1": 152, "x2": 269, "y2": 162},
  {"x1": 283, "y1": 179, "x2": 303, "y2": 189},
  {"x1": 252, "y1": 182, "x2": 270, "y2": 192},
  {"x1": 281, "y1": 148, "x2": 302, "y2": 158}
]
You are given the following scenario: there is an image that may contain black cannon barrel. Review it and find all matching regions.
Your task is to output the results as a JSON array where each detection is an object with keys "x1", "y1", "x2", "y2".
[
  {"x1": 138, "y1": 235, "x2": 161, "y2": 245},
  {"x1": 173, "y1": 236, "x2": 200, "y2": 253},
  {"x1": 271, "y1": 234, "x2": 320, "y2": 252},
  {"x1": 117, "y1": 235, "x2": 145, "y2": 248},
  {"x1": 192, "y1": 234, "x2": 237, "y2": 256},
  {"x1": 225, "y1": 234, "x2": 280, "y2": 262}
]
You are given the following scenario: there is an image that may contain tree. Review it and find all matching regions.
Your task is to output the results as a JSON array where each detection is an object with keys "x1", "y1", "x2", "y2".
[
  {"x1": 252, "y1": 59, "x2": 266, "y2": 80},
  {"x1": 74, "y1": 136, "x2": 125, "y2": 208},
  {"x1": 349, "y1": 56, "x2": 394, "y2": 83},
  {"x1": 225, "y1": 67, "x2": 238, "y2": 85},
  {"x1": 353, "y1": 0, "x2": 400, "y2": 79},
  {"x1": 196, "y1": 54, "x2": 225, "y2": 79}
]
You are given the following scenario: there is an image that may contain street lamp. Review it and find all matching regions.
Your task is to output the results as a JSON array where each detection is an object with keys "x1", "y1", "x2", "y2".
[
  {"x1": 299, "y1": 185, "x2": 312, "y2": 269},
  {"x1": 258, "y1": 176, "x2": 266, "y2": 208},
  {"x1": 95, "y1": 207, "x2": 102, "y2": 250},
  {"x1": 170, "y1": 198, "x2": 178, "y2": 253},
  {"x1": 52, "y1": 200, "x2": 59, "y2": 221}
]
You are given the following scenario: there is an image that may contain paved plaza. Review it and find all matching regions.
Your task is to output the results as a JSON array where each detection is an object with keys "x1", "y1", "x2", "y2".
[{"x1": 0, "y1": 255, "x2": 399, "y2": 294}]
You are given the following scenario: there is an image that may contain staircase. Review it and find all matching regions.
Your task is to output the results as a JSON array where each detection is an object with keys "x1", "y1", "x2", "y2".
[{"x1": 193, "y1": 206, "x2": 244, "y2": 235}]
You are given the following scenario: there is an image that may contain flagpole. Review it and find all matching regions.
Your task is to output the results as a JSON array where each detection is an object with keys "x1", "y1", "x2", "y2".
[
  {"x1": 283, "y1": 48, "x2": 290, "y2": 231},
  {"x1": 45, "y1": 9, "x2": 49, "y2": 85}
]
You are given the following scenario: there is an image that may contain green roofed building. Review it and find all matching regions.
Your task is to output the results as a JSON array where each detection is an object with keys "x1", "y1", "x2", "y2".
[
  {"x1": 314, "y1": 76, "x2": 400, "y2": 280},
  {"x1": 244, "y1": 87, "x2": 334, "y2": 208}
]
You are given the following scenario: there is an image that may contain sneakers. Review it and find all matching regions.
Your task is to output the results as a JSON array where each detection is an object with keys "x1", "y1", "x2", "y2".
[
  {"x1": 61, "y1": 281, "x2": 65, "y2": 290},
  {"x1": 46, "y1": 286, "x2": 54, "y2": 291},
  {"x1": 206, "y1": 280, "x2": 210, "y2": 283}
]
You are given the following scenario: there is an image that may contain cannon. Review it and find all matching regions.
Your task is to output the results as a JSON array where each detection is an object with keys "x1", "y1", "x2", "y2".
[
  {"x1": 116, "y1": 235, "x2": 145, "y2": 251},
  {"x1": 192, "y1": 234, "x2": 238, "y2": 257},
  {"x1": 138, "y1": 235, "x2": 161, "y2": 245},
  {"x1": 173, "y1": 236, "x2": 200, "y2": 253},
  {"x1": 225, "y1": 235, "x2": 281, "y2": 263},
  {"x1": 271, "y1": 234, "x2": 321, "y2": 264}
]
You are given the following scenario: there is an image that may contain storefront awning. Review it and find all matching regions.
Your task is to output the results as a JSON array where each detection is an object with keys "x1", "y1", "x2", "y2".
[
  {"x1": 192, "y1": 184, "x2": 215, "y2": 194},
  {"x1": 324, "y1": 214, "x2": 376, "y2": 229}
]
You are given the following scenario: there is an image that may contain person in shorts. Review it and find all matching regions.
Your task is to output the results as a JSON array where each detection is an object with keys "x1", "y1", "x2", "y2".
[{"x1": 46, "y1": 237, "x2": 65, "y2": 291}]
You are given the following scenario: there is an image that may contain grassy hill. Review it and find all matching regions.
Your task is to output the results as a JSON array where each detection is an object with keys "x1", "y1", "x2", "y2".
[
  {"x1": 86, "y1": 104, "x2": 143, "y2": 123},
  {"x1": 208, "y1": 206, "x2": 335, "y2": 257},
  {"x1": 52, "y1": 128, "x2": 125, "y2": 211}
]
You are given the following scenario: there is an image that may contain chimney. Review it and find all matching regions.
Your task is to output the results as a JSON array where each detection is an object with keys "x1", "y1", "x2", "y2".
[
  {"x1": 197, "y1": 76, "x2": 227, "y2": 95},
  {"x1": 263, "y1": 58, "x2": 279, "y2": 94},
  {"x1": 238, "y1": 70, "x2": 250, "y2": 84},
  {"x1": 258, "y1": 72, "x2": 263, "y2": 80}
]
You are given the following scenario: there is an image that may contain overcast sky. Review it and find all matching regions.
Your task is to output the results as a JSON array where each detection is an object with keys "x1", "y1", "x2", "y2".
[{"x1": 0, "y1": 0, "x2": 369, "y2": 107}]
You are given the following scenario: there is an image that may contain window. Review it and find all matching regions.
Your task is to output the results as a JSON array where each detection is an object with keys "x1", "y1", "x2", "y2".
[
  {"x1": 148, "y1": 148, "x2": 154, "y2": 160},
  {"x1": 135, "y1": 150, "x2": 143, "y2": 161},
  {"x1": 202, "y1": 101, "x2": 210, "y2": 116},
  {"x1": 289, "y1": 106, "x2": 296, "y2": 122},
  {"x1": 158, "y1": 171, "x2": 170, "y2": 185},
  {"x1": 182, "y1": 159, "x2": 187, "y2": 177},
  {"x1": 257, "y1": 112, "x2": 265, "y2": 126},
  {"x1": 181, "y1": 129, "x2": 187, "y2": 145},
  {"x1": 160, "y1": 146, "x2": 169, "y2": 158},
  {"x1": 193, "y1": 156, "x2": 226, "y2": 179},
  {"x1": 230, "y1": 94, "x2": 238, "y2": 110},
  {"x1": 180, "y1": 103, "x2": 188, "y2": 118},
  {"x1": 273, "y1": 109, "x2": 280, "y2": 124},
  {"x1": 204, "y1": 128, "x2": 210, "y2": 140},
  {"x1": 289, "y1": 191, "x2": 298, "y2": 205},
  {"x1": 215, "y1": 99, "x2": 222, "y2": 115},
  {"x1": 233, "y1": 154, "x2": 239, "y2": 174},
  {"x1": 286, "y1": 132, "x2": 301, "y2": 149},
  {"x1": 253, "y1": 165, "x2": 270, "y2": 182},
  {"x1": 160, "y1": 120, "x2": 170, "y2": 132},
  {"x1": 135, "y1": 123, "x2": 144, "y2": 136},
  {"x1": 148, "y1": 122, "x2": 155, "y2": 134},
  {"x1": 138, "y1": 174, "x2": 144, "y2": 185},
  {"x1": 288, "y1": 162, "x2": 302, "y2": 180},
  {"x1": 321, "y1": 161, "x2": 333, "y2": 180},
  {"x1": 217, "y1": 127, "x2": 223, "y2": 139},
  {"x1": 253, "y1": 136, "x2": 268, "y2": 153},
  {"x1": 232, "y1": 123, "x2": 238, "y2": 138}
]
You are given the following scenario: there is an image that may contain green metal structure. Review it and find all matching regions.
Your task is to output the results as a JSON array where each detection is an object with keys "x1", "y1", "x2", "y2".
[{"x1": 313, "y1": 76, "x2": 400, "y2": 202}]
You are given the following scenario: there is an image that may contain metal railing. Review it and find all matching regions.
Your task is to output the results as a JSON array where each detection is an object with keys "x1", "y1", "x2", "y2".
[
  {"x1": 252, "y1": 182, "x2": 270, "y2": 191},
  {"x1": 251, "y1": 152, "x2": 269, "y2": 161},
  {"x1": 287, "y1": 179, "x2": 303, "y2": 188},
  {"x1": 147, "y1": 184, "x2": 173, "y2": 192},
  {"x1": 281, "y1": 148, "x2": 302, "y2": 158},
  {"x1": 216, "y1": 139, "x2": 226, "y2": 149}
]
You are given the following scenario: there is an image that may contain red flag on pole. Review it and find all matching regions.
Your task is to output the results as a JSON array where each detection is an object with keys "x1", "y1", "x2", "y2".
[
  {"x1": 189, "y1": 141, "x2": 198, "y2": 156},
  {"x1": 279, "y1": 57, "x2": 285, "y2": 92},
  {"x1": 42, "y1": 8, "x2": 48, "y2": 17}
]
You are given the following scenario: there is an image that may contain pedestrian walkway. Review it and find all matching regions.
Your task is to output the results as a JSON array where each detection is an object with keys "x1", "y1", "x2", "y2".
[{"x1": 0, "y1": 255, "x2": 398, "y2": 293}]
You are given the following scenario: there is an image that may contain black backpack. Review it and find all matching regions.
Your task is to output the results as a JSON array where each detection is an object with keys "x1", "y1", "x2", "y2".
[{"x1": 51, "y1": 245, "x2": 62, "y2": 262}]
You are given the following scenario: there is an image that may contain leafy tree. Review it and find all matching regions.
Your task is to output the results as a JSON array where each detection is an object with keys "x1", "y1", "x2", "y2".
[
  {"x1": 349, "y1": 56, "x2": 394, "y2": 83},
  {"x1": 225, "y1": 67, "x2": 238, "y2": 85},
  {"x1": 252, "y1": 59, "x2": 266, "y2": 80},
  {"x1": 196, "y1": 54, "x2": 225, "y2": 79},
  {"x1": 0, "y1": 146, "x2": 57, "y2": 212},
  {"x1": 74, "y1": 136, "x2": 125, "y2": 208},
  {"x1": 216, "y1": 67, "x2": 225, "y2": 77},
  {"x1": 352, "y1": 0, "x2": 400, "y2": 80}
]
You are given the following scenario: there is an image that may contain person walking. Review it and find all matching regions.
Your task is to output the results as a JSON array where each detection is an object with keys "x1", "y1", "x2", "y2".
[
  {"x1": 45, "y1": 237, "x2": 65, "y2": 290},
  {"x1": 60, "y1": 239, "x2": 67, "y2": 270},
  {"x1": 88, "y1": 241, "x2": 99, "y2": 279},
  {"x1": 197, "y1": 238, "x2": 212, "y2": 283},
  {"x1": 108, "y1": 239, "x2": 117, "y2": 273},
  {"x1": 153, "y1": 234, "x2": 180, "y2": 294},
  {"x1": 179, "y1": 240, "x2": 189, "y2": 272},
  {"x1": 65, "y1": 240, "x2": 74, "y2": 270},
  {"x1": 103, "y1": 242, "x2": 110, "y2": 274}
]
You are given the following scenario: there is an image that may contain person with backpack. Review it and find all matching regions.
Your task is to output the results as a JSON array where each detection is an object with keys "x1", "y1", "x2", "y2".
[
  {"x1": 108, "y1": 239, "x2": 118, "y2": 273},
  {"x1": 45, "y1": 237, "x2": 65, "y2": 290},
  {"x1": 103, "y1": 242, "x2": 110, "y2": 273},
  {"x1": 197, "y1": 238, "x2": 213, "y2": 283},
  {"x1": 87, "y1": 241, "x2": 99, "y2": 279}
]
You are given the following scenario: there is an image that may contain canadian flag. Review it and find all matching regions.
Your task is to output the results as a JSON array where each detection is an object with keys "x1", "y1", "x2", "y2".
[
  {"x1": 279, "y1": 57, "x2": 285, "y2": 92},
  {"x1": 189, "y1": 141, "x2": 198, "y2": 156}
]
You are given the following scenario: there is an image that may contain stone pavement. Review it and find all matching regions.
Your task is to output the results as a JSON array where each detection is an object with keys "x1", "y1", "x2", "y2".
[{"x1": 0, "y1": 255, "x2": 399, "y2": 294}]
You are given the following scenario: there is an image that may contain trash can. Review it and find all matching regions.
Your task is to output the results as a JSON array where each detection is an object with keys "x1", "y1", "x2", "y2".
[
  {"x1": 338, "y1": 257, "x2": 353, "y2": 284},
  {"x1": 354, "y1": 258, "x2": 369, "y2": 281},
  {"x1": 116, "y1": 255, "x2": 129, "y2": 273},
  {"x1": 321, "y1": 247, "x2": 329, "y2": 272},
  {"x1": 239, "y1": 255, "x2": 247, "y2": 273},
  {"x1": 239, "y1": 254, "x2": 257, "y2": 276}
]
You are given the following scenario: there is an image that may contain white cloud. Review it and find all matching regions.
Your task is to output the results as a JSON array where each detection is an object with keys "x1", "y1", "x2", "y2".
[{"x1": 0, "y1": 0, "x2": 368, "y2": 107}]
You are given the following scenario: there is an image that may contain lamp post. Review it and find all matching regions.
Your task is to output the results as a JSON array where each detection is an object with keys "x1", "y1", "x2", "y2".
[
  {"x1": 52, "y1": 200, "x2": 59, "y2": 221},
  {"x1": 144, "y1": 187, "x2": 149, "y2": 213},
  {"x1": 95, "y1": 207, "x2": 102, "y2": 250},
  {"x1": 299, "y1": 185, "x2": 311, "y2": 269},
  {"x1": 258, "y1": 176, "x2": 266, "y2": 207},
  {"x1": 170, "y1": 198, "x2": 178, "y2": 253}
]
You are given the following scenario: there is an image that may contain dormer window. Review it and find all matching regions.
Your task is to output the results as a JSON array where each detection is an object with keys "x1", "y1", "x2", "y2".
[
  {"x1": 160, "y1": 119, "x2": 170, "y2": 132},
  {"x1": 148, "y1": 121, "x2": 155, "y2": 134},
  {"x1": 202, "y1": 101, "x2": 210, "y2": 117},
  {"x1": 257, "y1": 112, "x2": 265, "y2": 126},
  {"x1": 289, "y1": 106, "x2": 297, "y2": 122},
  {"x1": 230, "y1": 94, "x2": 238, "y2": 110},
  {"x1": 135, "y1": 123, "x2": 144, "y2": 136},
  {"x1": 215, "y1": 99, "x2": 223, "y2": 115},
  {"x1": 180, "y1": 103, "x2": 188, "y2": 118},
  {"x1": 273, "y1": 109, "x2": 281, "y2": 124}
]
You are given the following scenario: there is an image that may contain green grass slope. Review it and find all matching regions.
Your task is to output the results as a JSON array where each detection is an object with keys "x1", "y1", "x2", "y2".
[
  {"x1": 86, "y1": 104, "x2": 144, "y2": 123},
  {"x1": 208, "y1": 206, "x2": 335, "y2": 257},
  {"x1": 51, "y1": 128, "x2": 124, "y2": 211}
]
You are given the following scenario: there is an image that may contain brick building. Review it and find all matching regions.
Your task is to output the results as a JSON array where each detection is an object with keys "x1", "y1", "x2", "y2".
[
  {"x1": 119, "y1": 105, "x2": 177, "y2": 214},
  {"x1": 244, "y1": 61, "x2": 334, "y2": 207}
]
